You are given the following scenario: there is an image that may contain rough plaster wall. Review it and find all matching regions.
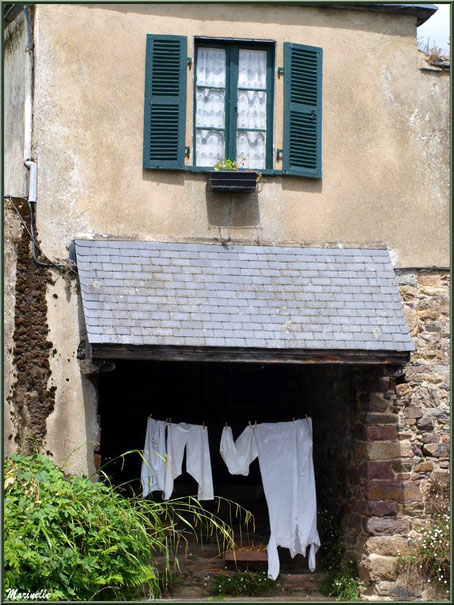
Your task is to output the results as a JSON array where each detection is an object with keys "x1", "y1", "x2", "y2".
[
  {"x1": 33, "y1": 3, "x2": 449, "y2": 267},
  {"x1": 4, "y1": 13, "x2": 28, "y2": 455},
  {"x1": 44, "y1": 279, "x2": 99, "y2": 476}
]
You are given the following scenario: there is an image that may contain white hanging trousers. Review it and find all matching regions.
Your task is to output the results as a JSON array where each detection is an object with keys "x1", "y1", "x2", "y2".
[
  {"x1": 220, "y1": 418, "x2": 320, "y2": 580},
  {"x1": 164, "y1": 423, "x2": 214, "y2": 501},
  {"x1": 141, "y1": 418, "x2": 167, "y2": 498}
]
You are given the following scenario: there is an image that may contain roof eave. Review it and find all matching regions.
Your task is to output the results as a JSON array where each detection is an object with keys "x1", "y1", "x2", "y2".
[
  {"x1": 90, "y1": 344, "x2": 412, "y2": 365},
  {"x1": 313, "y1": 3, "x2": 437, "y2": 26}
]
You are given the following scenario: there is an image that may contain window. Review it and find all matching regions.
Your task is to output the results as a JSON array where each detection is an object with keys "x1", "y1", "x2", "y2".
[
  {"x1": 194, "y1": 41, "x2": 274, "y2": 170},
  {"x1": 143, "y1": 35, "x2": 322, "y2": 178}
]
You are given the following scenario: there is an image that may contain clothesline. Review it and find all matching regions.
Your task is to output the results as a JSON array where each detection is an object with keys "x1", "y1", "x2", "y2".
[{"x1": 148, "y1": 414, "x2": 309, "y2": 429}]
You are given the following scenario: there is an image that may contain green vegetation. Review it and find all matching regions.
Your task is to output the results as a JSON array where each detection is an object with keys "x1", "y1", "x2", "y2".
[
  {"x1": 213, "y1": 157, "x2": 262, "y2": 181},
  {"x1": 318, "y1": 508, "x2": 360, "y2": 601},
  {"x1": 4, "y1": 454, "x2": 242, "y2": 601},
  {"x1": 210, "y1": 570, "x2": 276, "y2": 597},
  {"x1": 397, "y1": 475, "x2": 450, "y2": 598}
]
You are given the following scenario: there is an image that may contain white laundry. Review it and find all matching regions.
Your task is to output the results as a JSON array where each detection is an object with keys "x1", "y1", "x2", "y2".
[
  {"x1": 220, "y1": 419, "x2": 320, "y2": 580},
  {"x1": 220, "y1": 425, "x2": 258, "y2": 476},
  {"x1": 141, "y1": 418, "x2": 167, "y2": 498},
  {"x1": 164, "y1": 422, "x2": 214, "y2": 501}
]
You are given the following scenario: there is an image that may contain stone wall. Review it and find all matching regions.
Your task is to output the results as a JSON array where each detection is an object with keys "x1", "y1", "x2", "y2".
[{"x1": 344, "y1": 270, "x2": 450, "y2": 600}]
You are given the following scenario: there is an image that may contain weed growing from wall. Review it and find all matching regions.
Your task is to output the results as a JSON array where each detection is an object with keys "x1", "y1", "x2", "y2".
[{"x1": 397, "y1": 475, "x2": 450, "y2": 599}]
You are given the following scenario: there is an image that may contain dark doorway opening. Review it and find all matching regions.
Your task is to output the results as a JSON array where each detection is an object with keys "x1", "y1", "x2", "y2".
[{"x1": 98, "y1": 360, "x2": 359, "y2": 549}]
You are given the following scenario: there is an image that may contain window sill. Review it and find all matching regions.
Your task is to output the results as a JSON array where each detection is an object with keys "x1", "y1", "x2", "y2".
[{"x1": 143, "y1": 165, "x2": 321, "y2": 179}]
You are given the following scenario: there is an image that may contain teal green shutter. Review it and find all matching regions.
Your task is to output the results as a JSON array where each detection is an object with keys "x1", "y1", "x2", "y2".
[
  {"x1": 283, "y1": 42, "x2": 322, "y2": 178},
  {"x1": 143, "y1": 35, "x2": 187, "y2": 169}
]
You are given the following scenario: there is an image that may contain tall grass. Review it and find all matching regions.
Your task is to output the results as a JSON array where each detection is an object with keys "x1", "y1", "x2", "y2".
[{"x1": 4, "y1": 453, "x2": 251, "y2": 601}]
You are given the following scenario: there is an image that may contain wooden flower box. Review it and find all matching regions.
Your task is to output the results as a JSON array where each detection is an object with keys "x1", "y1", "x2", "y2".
[{"x1": 208, "y1": 170, "x2": 258, "y2": 193}]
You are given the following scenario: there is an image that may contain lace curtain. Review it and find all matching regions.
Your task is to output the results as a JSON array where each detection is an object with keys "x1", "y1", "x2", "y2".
[
  {"x1": 236, "y1": 50, "x2": 267, "y2": 169},
  {"x1": 195, "y1": 47, "x2": 267, "y2": 168},
  {"x1": 196, "y1": 48, "x2": 226, "y2": 166}
]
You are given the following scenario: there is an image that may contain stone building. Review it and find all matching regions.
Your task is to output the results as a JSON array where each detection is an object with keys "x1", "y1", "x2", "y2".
[{"x1": 4, "y1": 2, "x2": 450, "y2": 600}]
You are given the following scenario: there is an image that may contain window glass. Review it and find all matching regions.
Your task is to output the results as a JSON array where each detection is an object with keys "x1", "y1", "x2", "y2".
[
  {"x1": 196, "y1": 129, "x2": 225, "y2": 166},
  {"x1": 236, "y1": 131, "x2": 266, "y2": 169},
  {"x1": 195, "y1": 47, "x2": 226, "y2": 166},
  {"x1": 196, "y1": 47, "x2": 226, "y2": 87},
  {"x1": 238, "y1": 49, "x2": 266, "y2": 89},
  {"x1": 194, "y1": 43, "x2": 271, "y2": 169},
  {"x1": 196, "y1": 88, "x2": 225, "y2": 129},
  {"x1": 237, "y1": 90, "x2": 267, "y2": 130}
]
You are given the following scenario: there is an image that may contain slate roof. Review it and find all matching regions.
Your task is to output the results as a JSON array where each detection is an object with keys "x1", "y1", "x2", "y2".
[{"x1": 74, "y1": 240, "x2": 414, "y2": 352}]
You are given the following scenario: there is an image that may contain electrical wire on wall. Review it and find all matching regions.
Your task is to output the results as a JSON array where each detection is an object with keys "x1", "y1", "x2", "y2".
[{"x1": 6, "y1": 195, "x2": 77, "y2": 276}]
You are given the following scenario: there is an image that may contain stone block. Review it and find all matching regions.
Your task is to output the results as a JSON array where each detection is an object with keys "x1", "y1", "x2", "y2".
[
  {"x1": 395, "y1": 383, "x2": 412, "y2": 398},
  {"x1": 404, "y1": 406, "x2": 423, "y2": 419},
  {"x1": 365, "y1": 518, "x2": 409, "y2": 537},
  {"x1": 361, "y1": 554, "x2": 398, "y2": 581},
  {"x1": 376, "y1": 582, "x2": 420, "y2": 599},
  {"x1": 416, "y1": 415, "x2": 434, "y2": 430},
  {"x1": 366, "y1": 412, "x2": 398, "y2": 425},
  {"x1": 422, "y1": 442, "x2": 450, "y2": 458},
  {"x1": 367, "y1": 393, "x2": 390, "y2": 412},
  {"x1": 366, "y1": 536, "x2": 415, "y2": 556},
  {"x1": 367, "y1": 480, "x2": 422, "y2": 502},
  {"x1": 397, "y1": 273, "x2": 417, "y2": 286},
  {"x1": 422, "y1": 432, "x2": 439, "y2": 444},
  {"x1": 403, "y1": 307, "x2": 418, "y2": 333},
  {"x1": 414, "y1": 460, "x2": 434, "y2": 472},
  {"x1": 418, "y1": 274, "x2": 441, "y2": 287},
  {"x1": 365, "y1": 500, "x2": 399, "y2": 517},
  {"x1": 367, "y1": 440, "x2": 413, "y2": 461},
  {"x1": 366, "y1": 425, "x2": 398, "y2": 441},
  {"x1": 365, "y1": 461, "x2": 394, "y2": 480}
]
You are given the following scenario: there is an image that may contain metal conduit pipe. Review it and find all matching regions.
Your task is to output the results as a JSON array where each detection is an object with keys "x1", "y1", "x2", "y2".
[{"x1": 23, "y1": 5, "x2": 34, "y2": 165}]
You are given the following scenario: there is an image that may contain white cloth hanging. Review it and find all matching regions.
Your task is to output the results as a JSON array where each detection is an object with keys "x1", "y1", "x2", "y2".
[
  {"x1": 164, "y1": 422, "x2": 214, "y2": 501},
  {"x1": 220, "y1": 418, "x2": 320, "y2": 580},
  {"x1": 220, "y1": 425, "x2": 258, "y2": 476},
  {"x1": 141, "y1": 418, "x2": 167, "y2": 498}
]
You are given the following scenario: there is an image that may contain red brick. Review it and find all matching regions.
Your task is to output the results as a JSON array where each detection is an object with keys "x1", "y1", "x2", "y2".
[{"x1": 366, "y1": 425, "x2": 398, "y2": 441}]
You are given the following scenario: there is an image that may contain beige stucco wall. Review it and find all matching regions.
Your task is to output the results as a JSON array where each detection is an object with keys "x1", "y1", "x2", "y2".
[
  {"x1": 33, "y1": 3, "x2": 449, "y2": 268},
  {"x1": 4, "y1": 13, "x2": 28, "y2": 455}
]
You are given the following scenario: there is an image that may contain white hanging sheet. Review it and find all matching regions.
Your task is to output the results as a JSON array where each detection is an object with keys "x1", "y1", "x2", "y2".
[
  {"x1": 220, "y1": 418, "x2": 320, "y2": 580},
  {"x1": 141, "y1": 418, "x2": 167, "y2": 498},
  {"x1": 164, "y1": 422, "x2": 214, "y2": 501}
]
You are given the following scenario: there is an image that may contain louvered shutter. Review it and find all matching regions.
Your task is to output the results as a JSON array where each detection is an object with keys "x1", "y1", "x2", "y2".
[
  {"x1": 283, "y1": 42, "x2": 322, "y2": 178},
  {"x1": 143, "y1": 35, "x2": 187, "y2": 169}
]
